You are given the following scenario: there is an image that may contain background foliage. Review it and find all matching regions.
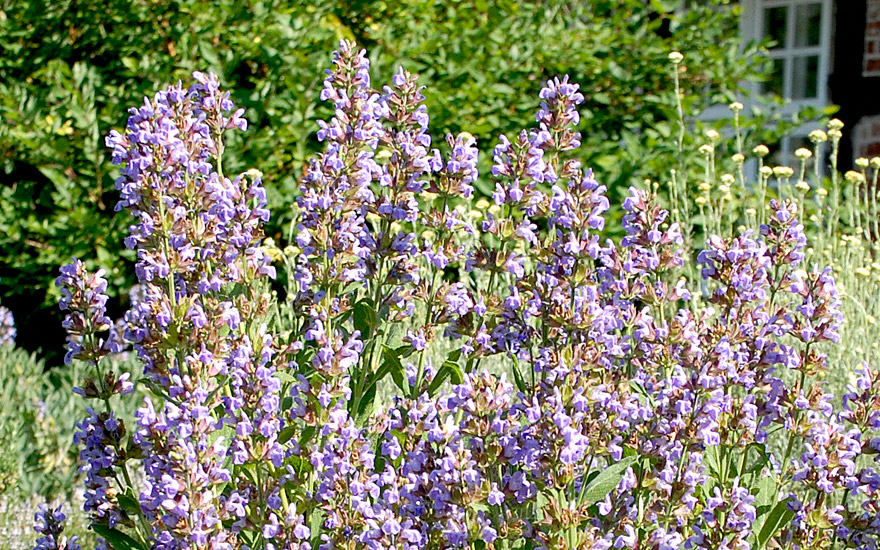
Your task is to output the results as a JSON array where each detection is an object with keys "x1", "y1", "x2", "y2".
[
  {"x1": 0, "y1": 0, "x2": 760, "y2": 361},
  {"x1": 0, "y1": 343, "x2": 136, "y2": 548}
]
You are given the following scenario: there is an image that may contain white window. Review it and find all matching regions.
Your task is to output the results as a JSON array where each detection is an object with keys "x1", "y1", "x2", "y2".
[{"x1": 739, "y1": 0, "x2": 834, "y2": 162}]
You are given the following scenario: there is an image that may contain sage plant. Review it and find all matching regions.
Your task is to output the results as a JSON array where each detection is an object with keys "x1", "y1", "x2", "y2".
[{"x1": 46, "y1": 42, "x2": 880, "y2": 550}]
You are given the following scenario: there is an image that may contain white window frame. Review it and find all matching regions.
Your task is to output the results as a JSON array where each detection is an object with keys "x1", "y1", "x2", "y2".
[
  {"x1": 704, "y1": 0, "x2": 834, "y2": 163},
  {"x1": 741, "y1": 0, "x2": 833, "y2": 114}
]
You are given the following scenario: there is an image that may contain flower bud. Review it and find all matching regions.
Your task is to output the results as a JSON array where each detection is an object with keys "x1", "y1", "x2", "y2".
[
  {"x1": 809, "y1": 129, "x2": 828, "y2": 143},
  {"x1": 773, "y1": 166, "x2": 794, "y2": 178},
  {"x1": 73, "y1": 378, "x2": 101, "y2": 399},
  {"x1": 845, "y1": 171, "x2": 866, "y2": 184},
  {"x1": 794, "y1": 148, "x2": 812, "y2": 160}
]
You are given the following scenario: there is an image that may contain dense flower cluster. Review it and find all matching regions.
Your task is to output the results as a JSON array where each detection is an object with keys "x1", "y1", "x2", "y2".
[
  {"x1": 56, "y1": 260, "x2": 115, "y2": 364},
  {"x1": 33, "y1": 505, "x2": 80, "y2": 550},
  {"x1": 0, "y1": 303, "x2": 14, "y2": 346},
  {"x1": 47, "y1": 42, "x2": 880, "y2": 550}
]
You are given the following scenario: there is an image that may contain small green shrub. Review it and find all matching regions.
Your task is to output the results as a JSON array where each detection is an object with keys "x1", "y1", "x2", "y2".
[
  {"x1": 0, "y1": 344, "x2": 139, "y2": 548},
  {"x1": 0, "y1": 345, "x2": 83, "y2": 497}
]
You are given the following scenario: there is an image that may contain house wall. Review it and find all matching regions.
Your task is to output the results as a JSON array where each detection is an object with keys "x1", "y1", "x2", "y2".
[
  {"x1": 865, "y1": 0, "x2": 880, "y2": 76},
  {"x1": 838, "y1": 0, "x2": 879, "y2": 163},
  {"x1": 853, "y1": 0, "x2": 880, "y2": 161}
]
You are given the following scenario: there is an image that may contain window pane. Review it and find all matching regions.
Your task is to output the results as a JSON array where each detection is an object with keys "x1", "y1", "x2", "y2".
[
  {"x1": 791, "y1": 55, "x2": 819, "y2": 99},
  {"x1": 762, "y1": 58, "x2": 786, "y2": 97},
  {"x1": 764, "y1": 6, "x2": 787, "y2": 49},
  {"x1": 794, "y1": 3, "x2": 822, "y2": 47}
]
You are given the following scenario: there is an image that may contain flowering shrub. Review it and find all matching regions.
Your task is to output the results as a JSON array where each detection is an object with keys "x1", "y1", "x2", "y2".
[
  {"x1": 0, "y1": 0, "x2": 758, "y2": 360},
  {"x1": 46, "y1": 42, "x2": 880, "y2": 550}
]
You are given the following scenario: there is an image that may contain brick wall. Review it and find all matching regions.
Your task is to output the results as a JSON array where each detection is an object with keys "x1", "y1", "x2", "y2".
[
  {"x1": 866, "y1": 0, "x2": 880, "y2": 76},
  {"x1": 853, "y1": 114, "x2": 880, "y2": 158}
]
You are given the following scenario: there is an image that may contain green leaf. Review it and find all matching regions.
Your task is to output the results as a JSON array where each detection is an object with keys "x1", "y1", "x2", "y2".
[
  {"x1": 703, "y1": 444, "x2": 732, "y2": 482},
  {"x1": 510, "y1": 360, "x2": 527, "y2": 393},
  {"x1": 755, "y1": 498, "x2": 795, "y2": 549},
  {"x1": 535, "y1": 490, "x2": 550, "y2": 522},
  {"x1": 275, "y1": 370, "x2": 299, "y2": 384},
  {"x1": 353, "y1": 300, "x2": 378, "y2": 340},
  {"x1": 394, "y1": 344, "x2": 417, "y2": 359},
  {"x1": 117, "y1": 488, "x2": 141, "y2": 517},
  {"x1": 356, "y1": 379, "x2": 377, "y2": 418},
  {"x1": 284, "y1": 455, "x2": 312, "y2": 477},
  {"x1": 754, "y1": 473, "x2": 776, "y2": 509},
  {"x1": 299, "y1": 425, "x2": 317, "y2": 448},
  {"x1": 198, "y1": 39, "x2": 222, "y2": 71},
  {"x1": 368, "y1": 350, "x2": 401, "y2": 388},
  {"x1": 309, "y1": 509, "x2": 325, "y2": 545},
  {"x1": 741, "y1": 443, "x2": 772, "y2": 477},
  {"x1": 278, "y1": 425, "x2": 298, "y2": 445},
  {"x1": 206, "y1": 423, "x2": 234, "y2": 449},
  {"x1": 649, "y1": 0, "x2": 679, "y2": 14},
  {"x1": 91, "y1": 524, "x2": 146, "y2": 550},
  {"x1": 427, "y1": 360, "x2": 463, "y2": 396},
  {"x1": 578, "y1": 455, "x2": 639, "y2": 506},
  {"x1": 382, "y1": 345, "x2": 408, "y2": 393}
]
